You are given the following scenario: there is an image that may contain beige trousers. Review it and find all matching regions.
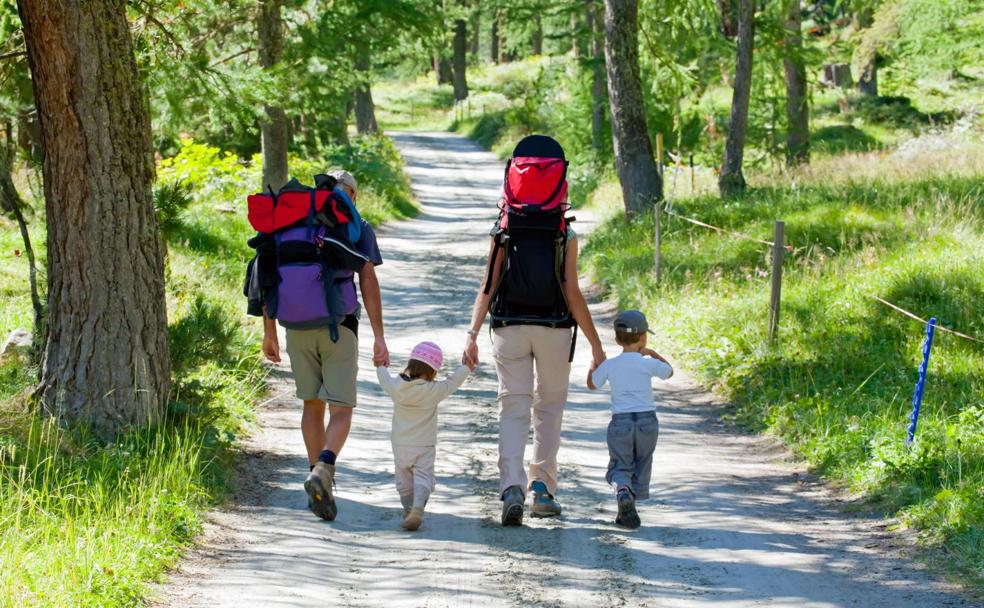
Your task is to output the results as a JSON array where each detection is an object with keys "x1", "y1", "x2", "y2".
[
  {"x1": 492, "y1": 325, "x2": 573, "y2": 496},
  {"x1": 393, "y1": 444, "x2": 436, "y2": 509}
]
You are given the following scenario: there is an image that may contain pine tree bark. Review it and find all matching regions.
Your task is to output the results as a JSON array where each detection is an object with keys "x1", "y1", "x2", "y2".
[
  {"x1": 854, "y1": 7, "x2": 878, "y2": 96},
  {"x1": 490, "y1": 13, "x2": 500, "y2": 64},
  {"x1": 470, "y1": 2, "x2": 480, "y2": 58},
  {"x1": 434, "y1": 52, "x2": 453, "y2": 84},
  {"x1": 588, "y1": 0, "x2": 606, "y2": 153},
  {"x1": 354, "y1": 40, "x2": 379, "y2": 134},
  {"x1": 571, "y1": 9, "x2": 582, "y2": 57},
  {"x1": 17, "y1": 0, "x2": 170, "y2": 437},
  {"x1": 603, "y1": 0, "x2": 661, "y2": 216},
  {"x1": 783, "y1": 0, "x2": 809, "y2": 165},
  {"x1": 856, "y1": 52, "x2": 878, "y2": 96},
  {"x1": 719, "y1": 0, "x2": 755, "y2": 196},
  {"x1": 258, "y1": 0, "x2": 289, "y2": 191},
  {"x1": 531, "y1": 15, "x2": 543, "y2": 55},
  {"x1": 452, "y1": 7, "x2": 469, "y2": 101}
]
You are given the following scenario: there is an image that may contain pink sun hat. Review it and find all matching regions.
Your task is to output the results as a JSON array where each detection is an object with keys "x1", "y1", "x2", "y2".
[{"x1": 410, "y1": 341, "x2": 443, "y2": 371}]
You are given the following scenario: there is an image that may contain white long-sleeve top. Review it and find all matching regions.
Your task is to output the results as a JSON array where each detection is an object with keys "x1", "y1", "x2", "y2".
[{"x1": 376, "y1": 365, "x2": 470, "y2": 447}]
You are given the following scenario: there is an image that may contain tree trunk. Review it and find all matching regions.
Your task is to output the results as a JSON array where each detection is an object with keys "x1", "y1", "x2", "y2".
[
  {"x1": 603, "y1": 0, "x2": 661, "y2": 217},
  {"x1": 0, "y1": 126, "x2": 43, "y2": 335},
  {"x1": 354, "y1": 40, "x2": 379, "y2": 134},
  {"x1": 469, "y1": 2, "x2": 480, "y2": 58},
  {"x1": 434, "y1": 51, "x2": 453, "y2": 84},
  {"x1": 499, "y1": 13, "x2": 510, "y2": 63},
  {"x1": 17, "y1": 108, "x2": 42, "y2": 162},
  {"x1": 856, "y1": 54, "x2": 878, "y2": 96},
  {"x1": 327, "y1": 96, "x2": 351, "y2": 146},
  {"x1": 17, "y1": 0, "x2": 170, "y2": 437},
  {"x1": 719, "y1": 0, "x2": 755, "y2": 196},
  {"x1": 717, "y1": 0, "x2": 737, "y2": 39},
  {"x1": 571, "y1": 9, "x2": 581, "y2": 57},
  {"x1": 258, "y1": 0, "x2": 289, "y2": 191},
  {"x1": 854, "y1": 7, "x2": 878, "y2": 96},
  {"x1": 783, "y1": 0, "x2": 809, "y2": 165},
  {"x1": 490, "y1": 13, "x2": 499, "y2": 64},
  {"x1": 531, "y1": 15, "x2": 543, "y2": 56},
  {"x1": 452, "y1": 7, "x2": 469, "y2": 101},
  {"x1": 588, "y1": 0, "x2": 606, "y2": 153}
]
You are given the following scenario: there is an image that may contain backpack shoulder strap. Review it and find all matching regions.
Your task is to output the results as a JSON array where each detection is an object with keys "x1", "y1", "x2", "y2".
[{"x1": 483, "y1": 221, "x2": 506, "y2": 295}]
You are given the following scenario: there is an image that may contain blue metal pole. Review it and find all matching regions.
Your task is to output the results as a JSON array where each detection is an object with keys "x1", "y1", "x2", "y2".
[{"x1": 906, "y1": 317, "x2": 937, "y2": 447}]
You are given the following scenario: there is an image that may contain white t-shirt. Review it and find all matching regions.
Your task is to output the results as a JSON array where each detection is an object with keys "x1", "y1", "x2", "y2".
[{"x1": 590, "y1": 352, "x2": 673, "y2": 414}]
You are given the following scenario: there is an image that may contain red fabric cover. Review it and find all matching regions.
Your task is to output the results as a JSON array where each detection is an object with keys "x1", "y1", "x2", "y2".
[
  {"x1": 503, "y1": 156, "x2": 568, "y2": 211},
  {"x1": 248, "y1": 190, "x2": 349, "y2": 233}
]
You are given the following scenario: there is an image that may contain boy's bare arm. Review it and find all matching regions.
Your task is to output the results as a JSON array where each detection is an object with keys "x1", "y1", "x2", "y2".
[
  {"x1": 586, "y1": 364, "x2": 597, "y2": 390},
  {"x1": 641, "y1": 347, "x2": 674, "y2": 378},
  {"x1": 641, "y1": 347, "x2": 668, "y2": 363}
]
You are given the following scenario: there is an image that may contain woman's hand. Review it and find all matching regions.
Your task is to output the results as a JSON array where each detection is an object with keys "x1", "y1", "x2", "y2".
[
  {"x1": 591, "y1": 343, "x2": 607, "y2": 369},
  {"x1": 463, "y1": 334, "x2": 479, "y2": 368}
]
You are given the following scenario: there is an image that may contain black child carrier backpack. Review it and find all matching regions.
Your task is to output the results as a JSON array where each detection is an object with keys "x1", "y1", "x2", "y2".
[{"x1": 483, "y1": 134, "x2": 578, "y2": 360}]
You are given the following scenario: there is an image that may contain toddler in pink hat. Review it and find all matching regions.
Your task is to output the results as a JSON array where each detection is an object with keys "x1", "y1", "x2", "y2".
[{"x1": 376, "y1": 341, "x2": 475, "y2": 530}]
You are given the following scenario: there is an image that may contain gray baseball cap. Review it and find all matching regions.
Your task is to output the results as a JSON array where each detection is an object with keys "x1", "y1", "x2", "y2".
[
  {"x1": 614, "y1": 310, "x2": 654, "y2": 335},
  {"x1": 329, "y1": 169, "x2": 358, "y2": 192}
]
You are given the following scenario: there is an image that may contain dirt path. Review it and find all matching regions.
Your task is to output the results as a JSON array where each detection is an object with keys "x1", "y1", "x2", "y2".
[{"x1": 156, "y1": 131, "x2": 968, "y2": 607}]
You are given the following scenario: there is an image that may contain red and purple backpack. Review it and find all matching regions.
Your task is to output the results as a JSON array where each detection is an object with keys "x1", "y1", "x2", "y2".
[
  {"x1": 485, "y1": 135, "x2": 577, "y2": 353},
  {"x1": 246, "y1": 174, "x2": 368, "y2": 342}
]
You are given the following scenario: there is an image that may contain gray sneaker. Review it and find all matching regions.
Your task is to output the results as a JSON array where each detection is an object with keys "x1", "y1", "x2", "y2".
[
  {"x1": 304, "y1": 462, "x2": 337, "y2": 521},
  {"x1": 530, "y1": 480, "x2": 562, "y2": 518},
  {"x1": 501, "y1": 485, "x2": 525, "y2": 526}
]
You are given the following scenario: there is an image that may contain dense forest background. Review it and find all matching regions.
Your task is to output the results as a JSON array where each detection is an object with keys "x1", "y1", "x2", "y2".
[{"x1": 0, "y1": 1, "x2": 981, "y2": 605}]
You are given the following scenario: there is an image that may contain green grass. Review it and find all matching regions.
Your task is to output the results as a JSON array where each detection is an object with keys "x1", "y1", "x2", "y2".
[
  {"x1": 581, "y1": 148, "x2": 984, "y2": 592},
  {"x1": 0, "y1": 133, "x2": 417, "y2": 606}
]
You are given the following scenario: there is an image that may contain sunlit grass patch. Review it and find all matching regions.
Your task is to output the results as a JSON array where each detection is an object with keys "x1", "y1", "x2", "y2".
[{"x1": 583, "y1": 165, "x2": 984, "y2": 590}]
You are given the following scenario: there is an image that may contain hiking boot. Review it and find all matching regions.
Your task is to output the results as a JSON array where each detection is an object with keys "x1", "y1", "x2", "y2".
[
  {"x1": 401, "y1": 507, "x2": 425, "y2": 531},
  {"x1": 530, "y1": 480, "x2": 562, "y2": 518},
  {"x1": 501, "y1": 485, "x2": 525, "y2": 526},
  {"x1": 614, "y1": 488, "x2": 640, "y2": 529},
  {"x1": 304, "y1": 462, "x2": 337, "y2": 521}
]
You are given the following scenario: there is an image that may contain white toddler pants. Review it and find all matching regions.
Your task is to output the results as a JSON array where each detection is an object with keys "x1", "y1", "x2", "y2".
[{"x1": 393, "y1": 444, "x2": 436, "y2": 509}]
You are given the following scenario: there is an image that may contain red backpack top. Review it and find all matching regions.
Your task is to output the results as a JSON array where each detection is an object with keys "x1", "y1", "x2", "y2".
[
  {"x1": 486, "y1": 135, "x2": 577, "y2": 356},
  {"x1": 502, "y1": 156, "x2": 569, "y2": 213},
  {"x1": 247, "y1": 178, "x2": 354, "y2": 235}
]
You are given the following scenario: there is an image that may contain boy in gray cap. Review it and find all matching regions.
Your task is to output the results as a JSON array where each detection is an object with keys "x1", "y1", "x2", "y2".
[{"x1": 587, "y1": 310, "x2": 673, "y2": 528}]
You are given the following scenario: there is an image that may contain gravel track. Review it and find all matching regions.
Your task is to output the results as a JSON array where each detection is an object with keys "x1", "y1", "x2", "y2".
[{"x1": 154, "y1": 131, "x2": 968, "y2": 608}]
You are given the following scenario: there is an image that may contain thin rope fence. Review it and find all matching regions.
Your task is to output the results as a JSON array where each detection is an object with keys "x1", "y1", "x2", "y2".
[
  {"x1": 661, "y1": 207, "x2": 793, "y2": 250},
  {"x1": 868, "y1": 294, "x2": 984, "y2": 345}
]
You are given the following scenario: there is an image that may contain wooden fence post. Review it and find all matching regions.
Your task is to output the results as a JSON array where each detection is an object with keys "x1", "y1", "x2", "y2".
[
  {"x1": 689, "y1": 153, "x2": 695, "y2": 194},
  {"x1": 655, "y1": 133, "x2": 664, "y2": 179},
  {"x1": 654, "y1": 199, "x2": 662, "y2": 284},
  {"x1": 768, "y1": 220, "x2": 785, "y2": 343}
]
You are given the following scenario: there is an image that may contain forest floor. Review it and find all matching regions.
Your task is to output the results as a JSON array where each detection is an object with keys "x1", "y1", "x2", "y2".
[{"x1": 153, "y1": 132, "x2": 970, "y2": 607}]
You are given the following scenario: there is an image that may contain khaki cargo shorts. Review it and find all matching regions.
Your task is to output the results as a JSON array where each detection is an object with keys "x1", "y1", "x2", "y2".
[{"x1": 284, "y1": 326, "x2": 358, "y2": 406}]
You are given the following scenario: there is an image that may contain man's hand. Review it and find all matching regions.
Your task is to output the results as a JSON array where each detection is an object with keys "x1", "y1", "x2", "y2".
[
  {"x1": 463, "y1": 334, "x2": 479, "y2": 368},
  {"x1": 262, "y1": 333, "x2": 281, "y2": 363},
  {"x1": 373, "y1": 335, "x2": 390, "y2": 367}
]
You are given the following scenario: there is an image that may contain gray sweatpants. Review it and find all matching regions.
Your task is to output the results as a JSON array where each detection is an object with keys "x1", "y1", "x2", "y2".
[{"x1": 605, "y1": 411, "x2": 659, "y2": 500}]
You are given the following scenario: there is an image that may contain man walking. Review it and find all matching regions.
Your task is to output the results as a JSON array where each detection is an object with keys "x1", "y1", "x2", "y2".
[{"x1": 260, "y1": 169, "x2": 389, "y2": 521}]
